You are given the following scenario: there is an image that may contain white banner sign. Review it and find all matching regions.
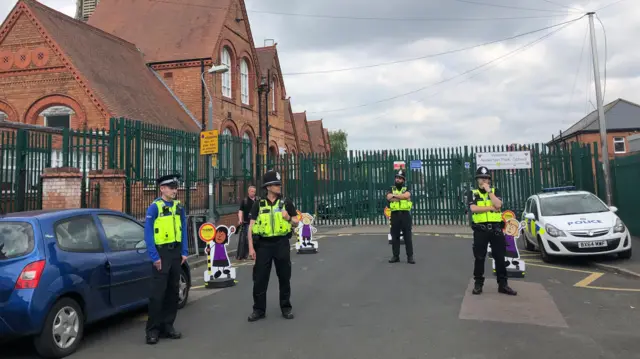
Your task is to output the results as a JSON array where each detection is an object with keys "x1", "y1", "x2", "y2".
[{"x1": 475, "y1": 151, "x2": 532, "y2": 170}]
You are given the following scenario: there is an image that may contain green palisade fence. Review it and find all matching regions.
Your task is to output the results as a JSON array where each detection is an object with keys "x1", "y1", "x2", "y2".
[{"x1": 3, "y1": 118, "x2": 640, "y2": 237}]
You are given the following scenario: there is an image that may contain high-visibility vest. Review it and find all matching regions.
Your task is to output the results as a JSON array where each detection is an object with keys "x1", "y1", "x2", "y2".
[
  {"x1": 471, "y1": 189, "x2": 503, "y2": 223},
  {"x1": 153, "y1": 199, "x2": 182, "y2": 245},
  {"x1": 390, "y1": 187, "x2": 412, "y2": 212},
  {"x1": 251, "y1": 199, "x2": 292, "y2": 237}
]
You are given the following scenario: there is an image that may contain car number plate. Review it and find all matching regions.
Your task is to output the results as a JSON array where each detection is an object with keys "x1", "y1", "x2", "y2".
[{"x1": 578, "y1": 240, "x2": 607, "y2": 248}]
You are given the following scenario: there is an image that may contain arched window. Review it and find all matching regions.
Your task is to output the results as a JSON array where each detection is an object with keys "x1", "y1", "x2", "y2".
[
  {"x1": 0, "y1": 111, "x2": 6, "y2": 121},
  {"x1": 270, "y1": 78, "x2": 275, "y2": 111},
  {"x1": 240, "y1": 59, "x2": 249, "y2": 105},
  {"x1": 221, "y1": 48, "x2": 232, "y2": 98},
  {"x1": 242, "y1": 132, "x2": 252, "y2": 174},
  {"x1": 221, "y1": 128, "x2": 234, "y2": 176}
]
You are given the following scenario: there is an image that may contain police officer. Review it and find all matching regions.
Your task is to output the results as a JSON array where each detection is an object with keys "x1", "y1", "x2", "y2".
[
  {"x1": 143, "y1": 174, "x2": 188, "y2": 344},
  {"x1": 467, "y1": 166, "x2": 517, "y2": 296},
  {"x1": 387, "y1": 169, "x2": 414, "y2": 264},
  {"x1": 247, "y1": 170, "x2": 299, "y2": 321}
]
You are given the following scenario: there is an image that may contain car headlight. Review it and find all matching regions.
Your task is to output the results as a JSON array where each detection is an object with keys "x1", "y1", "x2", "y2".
[
  {"x1": 545, "y1": 224, "x2": 565, "y2": 237},
  {"x1": 614, "y1": 218, "x2": 626, "y2": 233}
]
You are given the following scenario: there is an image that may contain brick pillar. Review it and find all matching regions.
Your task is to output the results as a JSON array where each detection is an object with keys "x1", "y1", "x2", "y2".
[
  {"x1": 88, "y1": 169, "x2": 126, "y2": 212},
  {"x1": 41, "y1": 167, "x2": 83, "y2": 210}
]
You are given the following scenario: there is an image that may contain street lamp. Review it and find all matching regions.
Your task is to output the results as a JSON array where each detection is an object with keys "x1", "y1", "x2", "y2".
[{"x1": 200, "y1": 63, "x2": 229, "y2": 223}]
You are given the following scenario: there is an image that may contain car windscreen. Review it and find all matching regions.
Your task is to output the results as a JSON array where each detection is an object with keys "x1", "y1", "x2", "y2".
[
  {"x1": 539, "y1": 194, "x2": 609, "y2": 216},
  {"x1": 0, "y1": 221, "x2": 35, "y2": 260}
]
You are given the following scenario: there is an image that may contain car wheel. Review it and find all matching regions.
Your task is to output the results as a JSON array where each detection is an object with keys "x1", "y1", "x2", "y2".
[
  {"x1": 537, "y1": 236, "x2": 554, "y2": 263},
  {"x1": 618, "y1": 248, "x2": 632, "y2": 259},
  {"x1": 177, "y1": 268, "x2": 190, "y2": 309},
  {"x1": 34, "y1": 297, "x2": 84, "y2": 359}
]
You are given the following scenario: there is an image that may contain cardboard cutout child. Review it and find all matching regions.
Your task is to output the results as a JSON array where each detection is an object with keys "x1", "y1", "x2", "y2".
[
  {"x1": 204, "y1": 225, "x2": 237, "y2": 288},
  {"x1": 295, "y1": 212, "x2": 318, "y2": 253},
  {"x1": 488, "y1": 210, "x2": 526, "y2": 278}
]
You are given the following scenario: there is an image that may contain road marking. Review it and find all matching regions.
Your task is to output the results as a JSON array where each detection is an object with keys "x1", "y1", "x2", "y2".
[{"x1": 526, "y1": 260, "x2": 640, "y2": 292}]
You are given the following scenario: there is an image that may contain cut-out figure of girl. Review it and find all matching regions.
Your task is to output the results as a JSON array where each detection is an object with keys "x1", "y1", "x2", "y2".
[
  {"x1": 297, "y1": 213, "x2": 317, "y2": 247},
  {"x1": 205, "y1": 225, "x2": 235, "y2": 279}
]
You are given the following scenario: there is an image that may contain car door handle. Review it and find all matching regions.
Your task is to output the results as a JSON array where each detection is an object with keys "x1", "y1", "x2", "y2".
[{"x1": 104, "y1": 261, "x2": 111, "y2": 271}]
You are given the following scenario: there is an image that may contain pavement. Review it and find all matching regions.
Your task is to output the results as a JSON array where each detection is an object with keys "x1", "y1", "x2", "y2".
[{"x1": 5, "y1": 231, "x2": 640, "y2": 358}]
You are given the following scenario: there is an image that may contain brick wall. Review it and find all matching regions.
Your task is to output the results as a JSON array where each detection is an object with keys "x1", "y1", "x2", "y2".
[
  {"x1": 0, "y1": 12, "x2": 105, "y2": 127},
  {"x1": 41, "y1": 167, "x2": 83, "y2": 209}
]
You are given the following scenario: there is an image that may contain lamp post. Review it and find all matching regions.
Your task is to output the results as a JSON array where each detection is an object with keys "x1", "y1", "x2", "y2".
[{"x1": 201, "y1": 63, "x2": 229, "y2": 222}]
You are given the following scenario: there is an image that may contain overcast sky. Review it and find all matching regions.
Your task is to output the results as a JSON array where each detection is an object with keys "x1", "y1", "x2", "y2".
[{"x1": 1, "y1": 0, "x2": 637, "y2": 150}]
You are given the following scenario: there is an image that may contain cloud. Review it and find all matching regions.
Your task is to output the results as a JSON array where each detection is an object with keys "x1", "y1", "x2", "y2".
[{"x1": 2, "y1": 0, "x2": 638, "y2": 151}]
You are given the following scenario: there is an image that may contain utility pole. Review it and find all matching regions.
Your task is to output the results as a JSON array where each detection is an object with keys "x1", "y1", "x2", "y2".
[{"x1": 587, "y1": 12, "x2": 613, "y2": 205}]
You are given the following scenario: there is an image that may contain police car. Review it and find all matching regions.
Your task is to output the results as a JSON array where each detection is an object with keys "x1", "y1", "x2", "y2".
[{"x1": 521, "y1": 186, "x2": 631, "y2": 262}]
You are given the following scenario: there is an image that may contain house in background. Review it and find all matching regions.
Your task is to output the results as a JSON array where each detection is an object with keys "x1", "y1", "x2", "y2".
[{"x1": 548, "y1": 98, "x2": 640, "y2": 158}]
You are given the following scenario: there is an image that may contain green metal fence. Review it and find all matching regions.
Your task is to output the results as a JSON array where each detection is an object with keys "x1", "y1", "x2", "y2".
[{"x1": 262, "y1": 142, "x2": 595, "y2": 226}]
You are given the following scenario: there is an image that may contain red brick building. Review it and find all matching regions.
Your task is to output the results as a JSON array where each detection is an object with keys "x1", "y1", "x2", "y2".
[
  {"x1": 0, "y1": 0, "x2": 197, "y2": 131},
  {"x1": 307, "y1": 119, "x2": 330, "y2": 154},
  {"x1": 293, "y1": 112, "x2": 314, "y2": 154}
]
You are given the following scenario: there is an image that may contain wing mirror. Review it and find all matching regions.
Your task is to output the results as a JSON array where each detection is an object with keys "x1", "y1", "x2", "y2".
[
  {"x1": 609, "y1": 206, "x2": 618, "y2": 213},
  {"x1": 524, "y1": 213, "x2": 536, "y2": 220}
]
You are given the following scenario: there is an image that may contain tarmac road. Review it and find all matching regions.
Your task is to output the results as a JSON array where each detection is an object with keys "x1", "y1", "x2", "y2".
[{"x1": 4, "y1": 233, "x2": 640, "y2": 359}]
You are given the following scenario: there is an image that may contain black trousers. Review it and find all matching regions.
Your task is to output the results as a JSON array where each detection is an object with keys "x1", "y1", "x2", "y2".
[
  {"x1": 252, "y1": 236, "x2": 292, "y2": 313},
  {"x1": 236, "y1": 223, "x2": 249, "y2": 260},
  {"x1": 146, "y1": 244, "x2": 181, "y2": 334},
  {"x1": 472, "y1": 227, "x2": 508, "y2": 286},
  {"x1": 391, "y1": 211, "x2": 413, "y2": 257}
]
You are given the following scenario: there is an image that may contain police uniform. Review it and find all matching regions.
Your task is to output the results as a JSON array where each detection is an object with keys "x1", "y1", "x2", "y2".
[
  {"x1": 143, "y1": 174, "x2": 188, "y2": 344},
  {"x1": 248, "y1": 170, "x2": 297, "y2": 321},
  {"x1": 466, "y1": 167, "x2": 517, "y2": 296},
  {"x1": 388, "y1": 170, "x2": 414, "y2": 264}
]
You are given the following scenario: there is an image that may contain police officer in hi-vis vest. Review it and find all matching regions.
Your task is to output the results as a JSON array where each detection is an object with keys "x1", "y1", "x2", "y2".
[
  {"x1": 387, "y1": 169, "x2": 415, "y2": 264},
  {"x1": 143, "y1": 174, "x2": 188, "y2": 344},
  {"x1": 247, "y1": 170, "x2": 299, "y2": 322},
  {"x1": 466, "y1": 166, "x2": 517, "y2": 296}
]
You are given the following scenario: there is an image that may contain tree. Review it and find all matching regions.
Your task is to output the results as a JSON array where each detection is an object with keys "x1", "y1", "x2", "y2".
[{"x1": 328, "y1": 129, "x2": 348, "y2": 157}]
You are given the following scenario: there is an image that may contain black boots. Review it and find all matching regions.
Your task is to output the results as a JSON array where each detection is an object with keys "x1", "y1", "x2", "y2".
[
  {"x1": 407, "y1": 256, "x2": 415, "y2": 264},
  {"x1": 247, "y1": 310, "x2": 266, "y2": 322},
  {"x1": 472, "y1": 283, "x2": 518, "y2": 296},
  {"x1": 389, "y1": 256, "x2": 414, "y2": 264}
]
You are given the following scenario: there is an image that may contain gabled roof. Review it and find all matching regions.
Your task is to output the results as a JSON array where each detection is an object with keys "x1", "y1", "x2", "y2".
[
  {"x1": 551, "y1": 98, "x2": 640, "y2": 143},
  {"x1": 12, "y1": 0, "x2": 199, "y2": 131},
  {"x1": 256, "y1": 45, "x2": 286, "y2": 100},
  {"x1": 88, "y1": 0, "x2": 231, "y2": 63},
  {"x1": 283, "y1": 98, "x2": 300, "y2": 150},
  {"x1": 323, "y1": 128, "x2": 331, "y2": 151},
  {"x1": 307, "y1": 119, "x2": 327, "y2": 153},
  {"x1": 292, "y1": 112, "x2": 310, "y2": 143}
]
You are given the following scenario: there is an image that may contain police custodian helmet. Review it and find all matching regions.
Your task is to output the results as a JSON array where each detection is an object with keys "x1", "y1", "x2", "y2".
[
  {"x1": 157, "y1": 173, "x2": 181, "y2": 187},
  {"x1": 262, "y1": 170, "x2": 282, "y2": 188},
  {"x1": 475, "y1": 166, "x2": 491, "y2": 179},
  {"x1": 395, "y1": 169, "x2": 406, "y2": 180}
]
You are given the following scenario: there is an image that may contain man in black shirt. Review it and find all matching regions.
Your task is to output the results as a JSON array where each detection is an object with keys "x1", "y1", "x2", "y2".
[
  {"x1": 247, "y1": 170, "x2": 299, "y2": 322},
  {"x1": 236, "y1": 185, "x2": 257, "y2": 260}
]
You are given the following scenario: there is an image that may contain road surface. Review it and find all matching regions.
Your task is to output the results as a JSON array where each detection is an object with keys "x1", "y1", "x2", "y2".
[{"x1": 5, "y1": 233, "x2": 640, "y2": 358}]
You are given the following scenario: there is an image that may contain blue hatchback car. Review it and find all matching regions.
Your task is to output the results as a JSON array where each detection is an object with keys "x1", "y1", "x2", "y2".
[{"x1": 0, "y1": 209, "x2": 192, "y2": 358}]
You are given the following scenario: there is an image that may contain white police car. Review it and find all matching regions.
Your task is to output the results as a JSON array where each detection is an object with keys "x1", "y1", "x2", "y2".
[{"x1": 521, "y1": 186, "x2": 631, "y2": 262}]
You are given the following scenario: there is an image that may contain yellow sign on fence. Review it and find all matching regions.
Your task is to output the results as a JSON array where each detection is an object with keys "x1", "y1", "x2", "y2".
[{"x1": 199, "y1": 130, "x2": 219, "y2": 155}]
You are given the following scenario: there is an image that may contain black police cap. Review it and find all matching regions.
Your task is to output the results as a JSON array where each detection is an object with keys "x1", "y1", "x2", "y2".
[
  {"x1": 262, "y1": 170, "x2": 282, "y2": 188},
  {"x1": 475, "y1": 166, "x2": 491, "y2": 179},
  {"x1": 157, "y1": 173, "x2": 181, "y2": 187},
  {"x1": 395, "y1": 170, "x2": 406, "y2": 179}
]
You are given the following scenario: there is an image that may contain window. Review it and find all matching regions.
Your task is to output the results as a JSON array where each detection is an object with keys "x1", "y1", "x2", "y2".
[
  {"x1": 0, "y1": 111, "x2": 7, "y2": 121},
  {"x1": 220, "y1": 128, "x2": 234, "y2": 176},
  {"x1": 97, "y1": 215, "x2": 145, "y2": 251},
  {"x1": 242, "y1": 132, "x2": 252, "y2": 174},
  {"x1": 613, "y1": 137, "x2": 626, "y2": 154},
  {"x1": 0, "y1": 222, "x2": 35, "y2": 260},
  {"x1": 530, "y1": 200, "x2": 538, "y2": 219},
  {"x1": 540, "y1": 193, "x2": 609, "y2": 217},
  {"x1": 221, "y1": 48, "x2": 232, "y2": 98},
  {"x1": 240, "y1": 59, "x2": 249, "y2": 105},
  {"x1": 41, "y1": 106, "x2": 73, "y2": 129},
  {"x1": 270, "y1": 79, "x2": 275, "y2": 111},
  {"x1": 524, "y1": 198, "x2": 532, "y2": 213},
  {"x1": 54, "y1": 216, "x2": 103, "y2": 252}
]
